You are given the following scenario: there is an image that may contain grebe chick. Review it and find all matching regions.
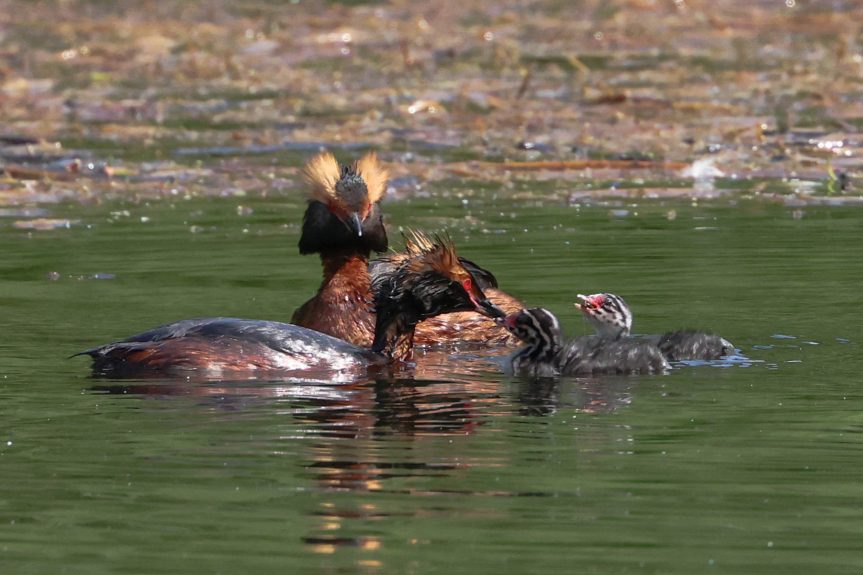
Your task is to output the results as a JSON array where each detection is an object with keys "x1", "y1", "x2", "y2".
[
  {"x1": 500, "y1": 308, "x2": 669, "y2": 377},
  {"x1": 78, "y1": 232, "x2": 504, "y2": 379},
  {"x1": 291, "y1": 151, "x2": 389, "y2": 346},
  {"x1": 577, "y1": 293, "x2": 734, "y2": 361}
]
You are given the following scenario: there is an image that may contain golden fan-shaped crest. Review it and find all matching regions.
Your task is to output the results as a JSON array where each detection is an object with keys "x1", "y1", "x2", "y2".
[
  {"x1": 302, "y1": 152, "x2": 341, "y2": 204},
  {"x1": 356, "y1": 152, "x2": 388, "y2": 204}
]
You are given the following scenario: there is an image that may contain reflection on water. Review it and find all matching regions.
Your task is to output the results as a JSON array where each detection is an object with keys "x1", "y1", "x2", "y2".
[
  {"x1": 83, "y1": 338, "x2": 659, "y2": 556},
  {"x1": 84, "y1": 345, "x2": 765, "y2": 558},
  {"x1": 2, "y1": 198, "x2": 862, "y2": 573}
]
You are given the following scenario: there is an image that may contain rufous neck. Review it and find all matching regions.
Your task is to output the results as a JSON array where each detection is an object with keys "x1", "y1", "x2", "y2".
[{"x1": 320, "y1": 250, "x2": 370, "y2": 282}]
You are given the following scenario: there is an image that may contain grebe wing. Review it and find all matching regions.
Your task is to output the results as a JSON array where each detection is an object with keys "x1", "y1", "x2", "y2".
[{"x1": 76, "y1": 318, "x2": 380, "y2": 363}]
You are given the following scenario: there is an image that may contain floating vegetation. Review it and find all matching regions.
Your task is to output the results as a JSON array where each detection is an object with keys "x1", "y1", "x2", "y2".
[{"x1": 0, "y1": 0, "x2": 861, "y2": 207}]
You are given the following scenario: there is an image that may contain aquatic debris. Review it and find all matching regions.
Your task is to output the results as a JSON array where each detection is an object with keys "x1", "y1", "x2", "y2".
[
  {"x1": 0, "y1": 1, "x2": 861, "y2": 207},
  {"x1": 46, "y1": 272, "x2": 116, "y2": 281},
  {"x1": 681, "y1": 158, "x2": 725, "y2": 180},
  {"x1": 241, "y1": 39, "x2": 279, "y2": 57},
  {"x1": 136, "y1": 165, "x2": 214, "y2": 182},
  {"x1": 173, "y1": 141, "x2": 373, "y2": 157},
  {"x1": 0, "y1": 135, "x2": 40, "y2": 146},
  {"x1": 0, "y1": 207, "x2": 50, "y2": 218},
  {"x1": 515, "y1": 141, "x2": 553, "y2": 153},
  {"x1": 764, "y1": 193, "x2": 863, "y2": 207},
  {"x1": 13, "y1": 218, "x2": 78, "y2": 230},
  {"x1": 3, "y1": 159, "x2": 112, "y2": 181},
  {"x1": 1, "y1": 78, "x2": 54, "y2": 96},
  {"x1": 499, "y1": 160, "x2": 689, "y2": 171},
  {"x1": 568, "y1": 187, "x2": 729, "y2": 202},
  {"x1": 406, "y1": 100, "x2": 444, "y2": 115},
  {"x1": 682, "y1": 158, "x2": 726, "y2": 196}
]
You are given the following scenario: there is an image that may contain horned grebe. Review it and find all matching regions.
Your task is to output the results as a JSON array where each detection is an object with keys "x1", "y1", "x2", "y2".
[
  {"x1": 78, "y1": 233, "x2": 504, "y2": 379},
  {"x1": 291, "y1": 151, "x2": 388, "y2": 346},
  {"x1": 291, "y1": 151, "x2": 522, "y2": 347}
]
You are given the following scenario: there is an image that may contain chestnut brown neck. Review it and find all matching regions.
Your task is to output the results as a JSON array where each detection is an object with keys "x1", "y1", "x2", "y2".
[
  {"x1": 291, "y1": 249, "x2": 376, "y2": 347},
  {"x1": 318, "y1": 251, "x2": 376, "y2": 345},
  {"x1": 320, "y1": 250, "x2": 371, "y2": 285}
]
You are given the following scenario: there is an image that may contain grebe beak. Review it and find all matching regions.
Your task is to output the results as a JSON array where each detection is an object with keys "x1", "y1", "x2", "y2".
[
  {"x1": 475, "y1": 297, "x2": 506, "y2": 319},
  {"x1": 347, "y1": 212, "x2": 364, "y2": 237},
  {"x1": 575, "y1": 294, "x2": 595, "y2": 312}
]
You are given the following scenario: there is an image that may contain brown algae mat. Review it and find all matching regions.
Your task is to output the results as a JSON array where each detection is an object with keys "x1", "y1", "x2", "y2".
[{"x1": 1, "y1": 0, "x2": 862, "y2": 210}]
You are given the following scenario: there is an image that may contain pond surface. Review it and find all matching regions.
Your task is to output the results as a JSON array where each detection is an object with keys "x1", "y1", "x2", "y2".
[{"x1": 2, "y1": 196, "x2": 861, "y2": 574}]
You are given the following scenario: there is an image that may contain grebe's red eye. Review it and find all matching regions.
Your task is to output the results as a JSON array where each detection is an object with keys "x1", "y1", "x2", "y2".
[{"x1": 462, "y1": 278, "x2": 472, "y2": 293}]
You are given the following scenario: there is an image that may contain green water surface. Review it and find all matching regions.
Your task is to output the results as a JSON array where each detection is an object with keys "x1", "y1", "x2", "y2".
[{"x1": 1, "y1": 196, "x2": 861, "y2": 574}]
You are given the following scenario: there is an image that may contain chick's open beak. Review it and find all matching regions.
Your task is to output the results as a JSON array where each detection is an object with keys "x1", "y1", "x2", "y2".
[{"x1": 576, "y1": 294, "x2": 596, "y2": 312}]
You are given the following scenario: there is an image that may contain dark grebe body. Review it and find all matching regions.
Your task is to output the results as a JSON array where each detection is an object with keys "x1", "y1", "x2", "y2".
[
  {"x1": 78, "y1": 233, "x2": 504, "y2": 379},
  {"x1": 80, "y1": 317, "x2": 382, "y2": 379}
]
